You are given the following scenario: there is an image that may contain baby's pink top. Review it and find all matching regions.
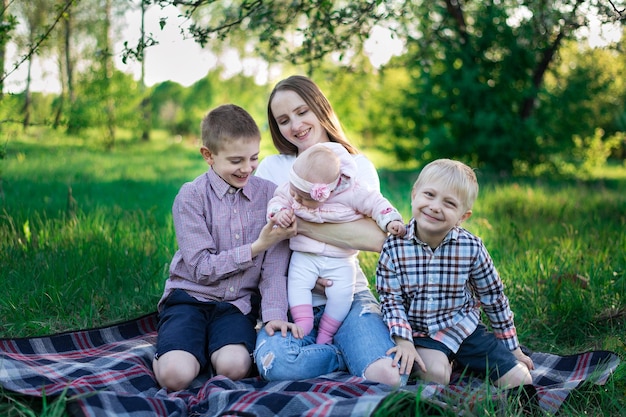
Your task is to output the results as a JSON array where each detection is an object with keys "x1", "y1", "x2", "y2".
[{"x1": 268, "y1": 142, "x2": 402, "y2": 257}]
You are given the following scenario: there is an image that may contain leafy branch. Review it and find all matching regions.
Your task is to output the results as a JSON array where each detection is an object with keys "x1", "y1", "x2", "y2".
[
  {"x1": 122, "y1": 0, "x2": 391, "y2": 68},
  {"x1": 608, "y1": 0, "x2": 626, "y2": 20},
  {"x1": 0, "y1": 0, "x2": 78, "y2": 85}
]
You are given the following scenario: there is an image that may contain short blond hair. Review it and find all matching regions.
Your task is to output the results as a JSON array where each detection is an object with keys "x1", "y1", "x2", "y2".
[{"x1": 412, "y1": 159, "x2": 478, "y2": 211}]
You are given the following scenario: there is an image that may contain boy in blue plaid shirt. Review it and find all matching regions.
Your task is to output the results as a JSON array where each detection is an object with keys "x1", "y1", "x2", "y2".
[{"x1": 376, "y1": 159, "x2": 534, "y2": 388}]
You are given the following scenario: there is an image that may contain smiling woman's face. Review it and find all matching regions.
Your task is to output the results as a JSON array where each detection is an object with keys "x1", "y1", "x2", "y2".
[{"x1": 270, "y1": 90, "x2": 330, "y2": 153}]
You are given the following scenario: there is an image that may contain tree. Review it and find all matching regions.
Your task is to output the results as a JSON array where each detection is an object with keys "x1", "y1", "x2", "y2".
[
  {"x1": 150, "y1": 80, "x2": 186, "y2": 132},
  {"x1": 54, "y1": 0, "x2": 77, "y2": 128},
  {"x1": 100, "y1": 0, "x2": 115, "y2": 147},
  {"x1": 15, "y1": 0, "x2": 49, "y2": 129},
  {"x1": 127, "y1": 0, "x2": 622, "y2": 172},
  {"x1": 386, "y1": 0, "x2": 625, "y2": 172},
  {"x1": 0, "y1": 0, "x2": 18, "y2": 99},
  {"x1": 2, "y1": 0, "x2": 76, "y2": 111},
  {"x1": 537, "y1": 35, "x2": 626, "y2": 159},
  {"x1": 139, "y1": 0, "x2": 151, "y2": 141},
  {"x1": 123, "y1": 0, "x2": 394, "y2": 70}
]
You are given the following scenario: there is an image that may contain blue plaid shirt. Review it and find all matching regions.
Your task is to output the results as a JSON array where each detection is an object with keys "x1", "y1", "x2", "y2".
[{"x1": 376, "y1": 218, "x2": 519, "y2": 353}]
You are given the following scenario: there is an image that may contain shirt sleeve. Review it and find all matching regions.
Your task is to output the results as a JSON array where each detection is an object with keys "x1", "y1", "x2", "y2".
[
  {"x1": 172, "y1": 182, "x2": 254, "y2": 286},
  {"x1": 470, "y1": 243, "x2": 520, "y2": 351},
  {"x1": 350, "y1": 183, "x2": 403, "y2": 231},
  {"x1": 267, "y1": 184, "x2": 292, "y2": 220},
  {"x1": 257, "y1": 238, "x2": 290, "y2": 323},
  {"x1": 376, "y1": 242, "x2": 414, "y2": 342}
]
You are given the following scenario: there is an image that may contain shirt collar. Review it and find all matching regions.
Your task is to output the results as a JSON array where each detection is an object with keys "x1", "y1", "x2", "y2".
[
  {"x1": 207, "y1": 169, "x2": 252, "y2": 199},
  {"x1": 407, "y1": 218, "x2": 460, "y2": 247}
]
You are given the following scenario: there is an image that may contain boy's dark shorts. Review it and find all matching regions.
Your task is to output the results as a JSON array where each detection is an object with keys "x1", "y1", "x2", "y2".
[
  {"x1": 413, "y1": 323, "x2": 518, "y2": 382},
  {"x1": 154, "y1": 289, "x2": 258, "y2": 370}
]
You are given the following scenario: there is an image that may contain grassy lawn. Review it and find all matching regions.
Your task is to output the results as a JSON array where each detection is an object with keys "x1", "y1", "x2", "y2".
[{"x1": 1, "y1": 128, "x2": 625, "y2": 415}]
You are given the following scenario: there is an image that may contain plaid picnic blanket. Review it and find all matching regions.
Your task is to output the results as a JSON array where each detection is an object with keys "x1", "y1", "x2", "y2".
[{"x1": 0, "y1": 312, "x2": 620, "y2": 417}]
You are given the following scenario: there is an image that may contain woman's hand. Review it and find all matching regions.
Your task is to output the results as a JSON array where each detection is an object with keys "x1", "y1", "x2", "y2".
[{"x1": 312, "y1": 277, "x2": 333, "y2": 295}]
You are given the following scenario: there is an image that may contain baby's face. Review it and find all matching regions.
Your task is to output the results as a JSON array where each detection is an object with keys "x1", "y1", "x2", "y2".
[{"x1": 290, "y1": 185, "x2": 323, "y2": 209}]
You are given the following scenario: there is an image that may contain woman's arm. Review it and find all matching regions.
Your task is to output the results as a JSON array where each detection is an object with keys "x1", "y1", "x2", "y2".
[{"x1": 296, "y1": 217, "x2": 387, "y2": 252}]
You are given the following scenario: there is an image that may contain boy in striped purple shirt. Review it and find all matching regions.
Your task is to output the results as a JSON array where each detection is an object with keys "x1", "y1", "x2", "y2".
[
  {"x1": 153, "y1": 104, "x2": 299, "y2": 391},
  {"x1": 376, "y1": 159, "x2": 534, "y2": 389}
]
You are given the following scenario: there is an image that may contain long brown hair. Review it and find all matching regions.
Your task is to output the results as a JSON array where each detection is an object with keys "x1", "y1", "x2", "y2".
[{"x1": 267, "y1": 75, "x2": 358, "y2": 156}]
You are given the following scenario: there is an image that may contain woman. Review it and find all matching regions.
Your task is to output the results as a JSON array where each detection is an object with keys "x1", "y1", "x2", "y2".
[{"x1": 253, "y1": 75, "x2": 402, "y2": 386}]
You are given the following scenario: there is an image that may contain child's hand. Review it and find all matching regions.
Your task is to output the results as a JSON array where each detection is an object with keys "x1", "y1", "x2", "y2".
[
  {"x1": 271, "y1": 209, "x2": 295, "y2": 228},
  {"x1": 387, "y1": 220, "x2": 406, "y2": 237},
  {"x1": 512, "y1": 347, "x2": 535, "y2": 370},
  {"x1": 263, "y1": 320, "x2": 305, "y2": 338},
  {"x1": 251, "y1": 220, "x2": 297, "y2": 257},
  {"x1": 387, "y1": 337, "x2": 426, "y2": 376}
]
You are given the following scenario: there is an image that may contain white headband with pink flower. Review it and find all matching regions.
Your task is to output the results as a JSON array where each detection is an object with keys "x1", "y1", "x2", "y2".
[{"x1": 289, "y1": 167, "x2": 340, "y2": 202}]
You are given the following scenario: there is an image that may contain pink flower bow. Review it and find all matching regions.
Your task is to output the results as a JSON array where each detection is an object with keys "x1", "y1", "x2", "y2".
[{"x1": 310, "y1": 183, "x2": 331, "y2": 201}]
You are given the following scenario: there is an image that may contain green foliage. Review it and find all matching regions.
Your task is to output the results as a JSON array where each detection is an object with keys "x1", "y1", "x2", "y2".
[
  {"x1": 67, "y1": 69, "x2": 142, "y2": 141},
  {"x1": 0, "y1": 10, "x2": 17, "y2": 43},
  {"x1": 150, "y1": 80, "x2": 188, "y2": 134},
  {"x1": 0, "y1": 130, "x2": 202, "y2": 337},
  {"x1": 389, "y1": 1, "x2": 540, "y2": 171},
  {"x1": 570, "y1": 130, "x2": 625, "y2": 178},
  {"x1": 149, "y1": 71, "x2": 269, "y2": 138},
  {"x1": 143, "y1": 0, "x2": 388, "y2": 67},
  {"x1": 381, "y1": 0, "x2": 626, "y2": 173},
  {"x1": 0, "y1": 384, "x2": 93, "y2": 417},
  {"x1": 537, "y1": 39, "x2": 626, "y2": 161}
]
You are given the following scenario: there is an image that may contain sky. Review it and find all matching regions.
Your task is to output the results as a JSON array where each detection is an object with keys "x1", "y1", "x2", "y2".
[
  {"x1": 3, "y1": 5, "x2": 404, "y2": 94},
  {"x1": 3, "y1": 5, "x2": 621, "y2": 94}
]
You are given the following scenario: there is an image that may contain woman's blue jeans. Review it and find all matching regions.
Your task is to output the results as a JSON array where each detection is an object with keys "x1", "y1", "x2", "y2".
[{"x1": 254, "y1": 289, "x2": 395, "y2": 380}]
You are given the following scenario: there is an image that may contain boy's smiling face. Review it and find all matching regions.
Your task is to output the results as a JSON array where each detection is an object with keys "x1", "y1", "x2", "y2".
[
  {"x1": 411, "y1": 180, "x2": 472, "y2": 248},
  {"x1": 201, "y1": 137, "x2": 260, "y2": 189}
]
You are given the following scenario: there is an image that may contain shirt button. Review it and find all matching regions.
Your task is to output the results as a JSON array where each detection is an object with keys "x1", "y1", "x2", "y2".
[
  {"x1": 235, "y1": 234, "x2": 240, "y2": 239},
  {"x1": 233, "y1": 209, "x2": 237, "y2": 213},
  {"x1": 230, "y1": 287, "x2": 235, "y2": 292}
]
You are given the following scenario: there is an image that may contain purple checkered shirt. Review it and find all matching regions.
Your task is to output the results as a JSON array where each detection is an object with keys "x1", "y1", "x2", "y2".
[
  {"x1": 158, "y1": 168, "x2": 291, "y2": 324},
  {"x1": 376, "y1": 219, "x2": 520, "y2": 353}
]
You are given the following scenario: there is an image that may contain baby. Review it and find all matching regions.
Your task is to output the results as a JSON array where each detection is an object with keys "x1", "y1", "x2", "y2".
[{"x1": 269, "y1": 142, "x2": 405, "y2": 344}]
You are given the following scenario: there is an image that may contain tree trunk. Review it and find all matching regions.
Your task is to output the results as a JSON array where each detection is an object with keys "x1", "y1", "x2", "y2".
[
  {"x1": 61, "y1": 4, "x2": 78, "y2": 131},
  {"x1": 0, "y1": 0, "x2": 8, "y2": 99},
  {"x1": 140, "y1": 0, "x2": 150, "y2": 141},
  {"x1": 22, "y1": 56, "x2": 33, "y2": 130},
  {"x1": 519, "y1": 31, "x2": 565, "y2": 120},
  {"x1": 103, "y1": 0, "x2": 115, "y2": 148}
]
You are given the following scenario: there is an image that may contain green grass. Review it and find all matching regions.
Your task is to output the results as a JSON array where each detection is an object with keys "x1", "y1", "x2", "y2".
[{"x1": 1, "y1": 128, "x2": 625, "y2": 416}]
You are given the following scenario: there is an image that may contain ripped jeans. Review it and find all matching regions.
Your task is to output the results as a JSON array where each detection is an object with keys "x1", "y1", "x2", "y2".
[{"x1": 254, "y1": 289, "x2": 395, "y2": 380}]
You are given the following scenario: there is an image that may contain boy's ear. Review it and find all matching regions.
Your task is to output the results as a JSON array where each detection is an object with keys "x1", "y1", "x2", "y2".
[
  {"x1": 200, "y1": 146, "x2": 213, "y2": 165},
  {"x1": 458, "y1": 210, "x2": 472, "y2": 225}
]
